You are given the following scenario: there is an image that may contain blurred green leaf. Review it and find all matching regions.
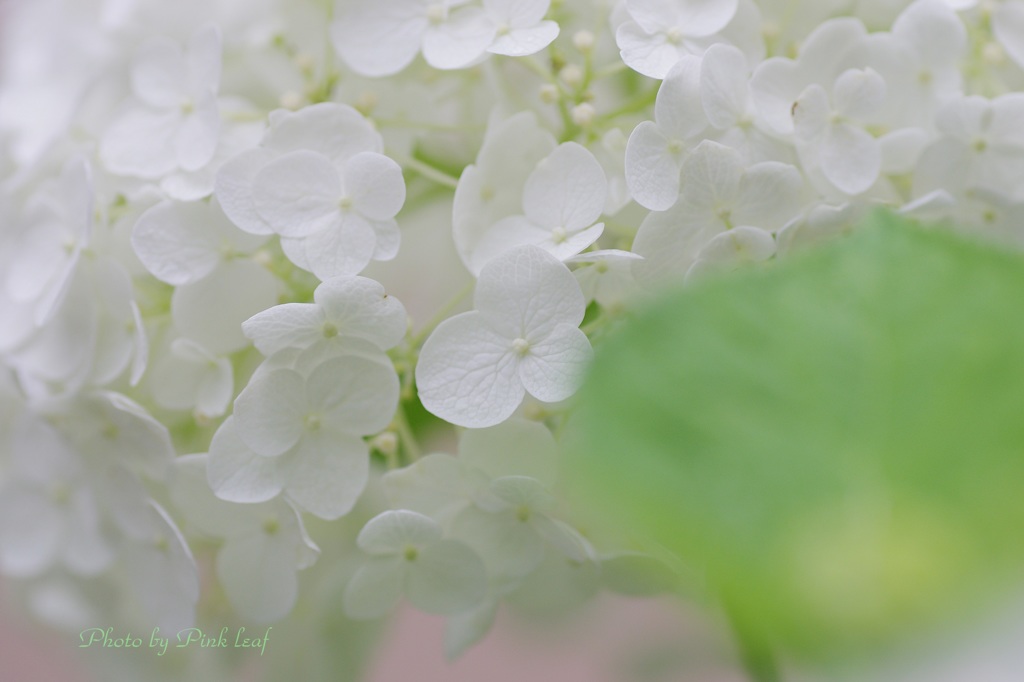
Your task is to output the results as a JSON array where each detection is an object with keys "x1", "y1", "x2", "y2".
[{"x1": 571, "y1": 211, "x2": 1024, "y2": 662}]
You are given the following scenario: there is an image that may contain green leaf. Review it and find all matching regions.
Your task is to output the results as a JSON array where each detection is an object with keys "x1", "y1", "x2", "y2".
[{"x1": 570, "y1": 211, "x2": 1024, "y2": 662}]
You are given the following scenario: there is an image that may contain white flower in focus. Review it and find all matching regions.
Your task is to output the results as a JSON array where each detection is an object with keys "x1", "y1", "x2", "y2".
[
  {"x1": 471, "y1": 143, "x2": 607, "y2": 272},
  {"x1": 625, "y1": 56, "x2": 707, "y2": 211},
  {"x1": 416, "y1": 246, "x2": 592, "y2": 428},
  {"x1": 100, "y1": 25, "x2": 223, "y2": 179},
  {"x1": 243, "y1": 276, "x2": 408, "y2": 356},
  {"x1": 453, "y1": 112, "x2": 556, "y2": 273},
  {"x1": 171, "y1": 455, "x2": 319, "y2": 623},
  {"x1": 632, "y1": 140, "x2": 805, "y2": 284},
  {"x1": 331, "y1": 0, "x2": 497, "y2": 76},
  {"x1": 616, "y1": 0, "x2": 740, "y2": 78},
  {"x1": 483, "y1": 0, "x2": 559, "y2": 57},
  {"x1": 343, "y1": 510, "x2": 487, "y2": 619}
]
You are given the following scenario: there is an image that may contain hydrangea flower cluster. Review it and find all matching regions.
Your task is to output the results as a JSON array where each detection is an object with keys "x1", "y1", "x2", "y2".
[{"x1": 3, "y1": 0, "x2": 1024, "y2": 674}]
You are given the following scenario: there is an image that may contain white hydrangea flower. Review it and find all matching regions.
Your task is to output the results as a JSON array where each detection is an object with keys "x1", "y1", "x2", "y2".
[
  {"x1": 625, "y1": 56, "x2": 707, "y2": 211},
  {"x1": 132, "y1": 199, "x2": 269, "y2": 287},
  {"x1": 171, "y1": 455, "x2": 319, "y2": 623},
  {"x1": 243, "y1": 276, "x2": 408, "y2": 356},
  {"x1": 100, "y1": 25, "x2": 223, "y2": 179},
  {"x1": 4, "y1": 157, "x2": 93, "y2": 324},
  {"x1": 913, "y1": 94, "x2": 1024, "y2": 201},
  {"x1": 616, "y1": 0, "x2": 741, "y2": 78},
  {"x1": 331, "y1": 0, "x2": 497, "y2": 77},
  {"x1": 416, "y1": 246, "x2": 592, "y2": 428},
  {"x1": 147, "y1": 337, "x2": 234, "y2": 419},
  {"x1": 453, "y1": 111, "x2": 557, "y2": 273},
  {"x1": 483, "y1": 0, "x2": 559, "y2": 56},
  {"x1": 684, "y1": 225, "x2": 778, "y2": 281},
  {"x1": 632, "y1": 140, "x2": 806, "y2": 283},
  {"x1": 750, "y1": 17, "x2": 869, "y2": 136},
  {"x1": 0, "y1": 415, "x2": 114, "y2": 578},
  {"x1": 342, "y1": 510, "x2": 488, "y2": 619},
  {"x1": 471, "y1": 142, "x2": 608, "y2": 272},
  {"x1": 215, "y1": 103, "x2": 403, "y2": 278},
  {"x1": 207, "y1": 343, "x2": 399, "y2": 519},
  {"x1": 566, "y1": 250, "x2": 643, "y2": 309},
  {"x1": 791, "y1": 67, "x2": 887, "y2": 196}
]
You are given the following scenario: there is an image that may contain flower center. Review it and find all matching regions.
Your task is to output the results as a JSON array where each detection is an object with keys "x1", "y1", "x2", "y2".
[
  {"x1": 339, "y1": 196, "x2": 354, "y2": 211},
  {"x1": 426, "y1": 3, "x2": 446, "y2": 24},
  {"x1": 403, "y1": 546, "x2": 419, "y2": 562},
  {"x1": 551, "y1": 226, "x2": 568, "y2": 244},
  {"x1": 666, "y1": 27, "x2": 683, "y2": 45},
  {"x1": 304, "y1": 414, "x2": 322, "y2": 431},
  {"x1": 512, "y1": 337, "x2": 531, "y2": 356},
  {"x1": 322, "y1": 322, "x2": 339, "y2": 338},
  {"x1": 516, "y1": 505, "x2": 532, "y2": 522},
  {"x1": 263, "y1": 517, "x2": 280, "y2": 535}
]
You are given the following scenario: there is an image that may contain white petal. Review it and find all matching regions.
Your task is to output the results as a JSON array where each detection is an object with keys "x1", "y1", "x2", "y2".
[
  {"x1": 305, "y1": 353, "x2": 399, "y2": 436},
  {"x1": 243, "y1": 303, "x2": 324, "y2": 356},
  {"x1": 422, "y1": 7, "x2": 496, "y2": 70},
  {"x1": 616, "y1": 21, "x2": 685, "y2": 80},
  {"x1": 215, "y1": 148, "x2": 277, "y2": 236},
  {"x1": 170, "y1": 258, "x2": 280, "y2": 355},
  {"x1": 263, "y1": 103, "x2": 383, "y2": 162},
  {"x1": 701, "y1": 43, "x2": 750, "y2": 129},
  {"x1": 343, "y1": 152, "x2": 406, "y2": 220},
  {"x1": 174, "y1": 94, "x2": 220, "y2": 172},
  {"x1": 820, "y1": 123, "x2": 881, "y2": 196},
  {"x1": 131, "y1": 201, "x2": 220, "y2": 286},
  {"x1": 382, "y1": 454, "x2": 477, "y2": 521},
  {"x1": 750, "y1": 57, "x2": 804, "y2": 135},
  {"x1": 100, "y1": 106, "x2": 180, "y2": 178},
  {"x1": 207, "y1": 417, "x2": 285, "y2": 503},
  {"x1": 406, "y1": 539, "x2": 488, "y2": 615},
  {"x1": 131, "y1": 37, "x2": 186, "y2": 108},
  {"x1": 832, "y1": 68, "x2": 886, "y2": 121},
  {"x1": 994, "y1": 1, "x2": 1024, "y2": 70},
  {"x1": 451, "y1": 505, "x2": 545, "y2": 578},
  {"x1": 655, "y1": 55, "x2": 706, "y2": 139},
  {"x1": 292, "y1": 214, "x2": 378, "y2": 279},
  {"x1": 459, "y1": 418, "x2": 559, "y2": 486},
  {"x1": 331, "y1": 2, "x2": 425, "y2": 77},
  {"x1": 488, "y1": 21, "x2": 559, "y2": 56},
  {"x1": 282, "y1": 430, "x2": 369, "y2": 520},
  {"x1": 0, "y1": 487, "x2": 62, "y2": 577},
  {"x1": 253, "y1": 150, "x2": 343, "y2": 238},
  {"x1": 680, "y1": 140, "x2": 744, "y2": 210},
  {"x1": 359, "y1": 510, "x2": 444, "y2": 553},
  {"x1": 474, "y1": 245, "x2": 587, "y2": 339},
  {"x1": 217, "y1": 531, "x2": 300, "y2": 622},
  {"x1": 445, "y1": 599, "x2": 498, "y2": 660},
  {"x1": 523, "y1": 142, "x2": 606, "y2": 231},
  {"x1": 314, "y1": 276, "x2": 408, "y2": 350},
  {"x1": 234, "y1": 368, "x2": 307, "y2": 457},
  {"x1": 518, "y1": 324, "x2": 592, "y2": 403},
  {"x1": 732, "y1": 161, "x2": 806, "y2": 231},
  {"x1": 624, "y1": 121, "x2": 681, "y2": 211},
  {"x1": 416, "y1": 311, "x2": 525, "y2": 429},
  {"x1": 626, "y1": 0, "x2": 738, "y2": 38},
  {"x1": 186, "y1": 24, "x2": 222, "y2": 94},
  {"x1": 343, "y1": 556, "x2": 405, "y2": 618},
  {"x1": 880, "y1": 127, "x2": 930, "y2": 175}
]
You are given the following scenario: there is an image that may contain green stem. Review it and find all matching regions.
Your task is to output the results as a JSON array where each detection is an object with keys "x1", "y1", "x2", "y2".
[
  {"x1": 390, "y1": 152, "x2": 461, "y2": 190},
  {"x1": 726, "y1": 607, "x2": 781, "y2": 682},
  {"x1": 394, "y1": 403, "x2": 421, "y2": 463}
]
